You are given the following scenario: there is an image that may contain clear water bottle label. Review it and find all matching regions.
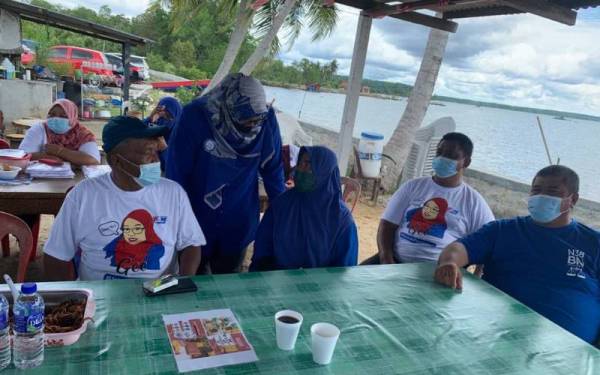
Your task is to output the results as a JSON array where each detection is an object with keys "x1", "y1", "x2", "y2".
[
  {"x1": 15, "y1": 312, "x2": 44, "y2": 333},
  {"x1": 0, "y1": 312, "x2": 7, "y2": 330}
]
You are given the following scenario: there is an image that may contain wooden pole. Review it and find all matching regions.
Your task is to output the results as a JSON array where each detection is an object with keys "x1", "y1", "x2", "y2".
[
  {"x1": 536, "y1": 116, "x2": 553, "y2": 165},
  {"x1": 122, "y1": 42, "x2": 131, "y2": 114},
  {"x1": 337, "y1": 12, "x2": 372, "y2": 175}
]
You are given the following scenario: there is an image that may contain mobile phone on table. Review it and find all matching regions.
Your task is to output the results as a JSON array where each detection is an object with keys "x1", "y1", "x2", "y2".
[{"x1": 143, "y1": 277, "x2": 197, "y2": 297}]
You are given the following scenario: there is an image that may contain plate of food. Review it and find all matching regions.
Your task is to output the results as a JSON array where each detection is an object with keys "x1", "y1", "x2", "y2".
[{"x1": 3, "y1": 289, "x2": 96, "y2": 346}]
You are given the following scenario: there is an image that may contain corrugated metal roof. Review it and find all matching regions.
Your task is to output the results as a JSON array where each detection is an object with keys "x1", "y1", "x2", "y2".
[
  {"x1": 0, "y1": 0, "x2": 151, "y2": 46},
  {"x1": 336, "y1": 0, "x2": 600, "y2": 21}
]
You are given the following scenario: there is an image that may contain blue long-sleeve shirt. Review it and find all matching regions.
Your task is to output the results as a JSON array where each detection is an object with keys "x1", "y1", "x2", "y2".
[{"x1": 166, "y1": 97, "x2": 285, "y2": 256}]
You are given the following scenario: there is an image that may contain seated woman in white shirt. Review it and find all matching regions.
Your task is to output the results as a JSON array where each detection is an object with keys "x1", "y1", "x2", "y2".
[{"x1": 19, "y1": 99, "x2": 100, "y2": 166}]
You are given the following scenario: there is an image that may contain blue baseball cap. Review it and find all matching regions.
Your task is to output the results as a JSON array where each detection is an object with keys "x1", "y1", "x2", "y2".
[{"x1": 102, "y1": 116, "x2": 169, "y2": 153}]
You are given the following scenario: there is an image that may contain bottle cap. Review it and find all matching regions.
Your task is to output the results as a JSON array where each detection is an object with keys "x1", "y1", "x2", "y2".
[{"x1": 20, "y1": 283, "x2": 37, "y2": 294}]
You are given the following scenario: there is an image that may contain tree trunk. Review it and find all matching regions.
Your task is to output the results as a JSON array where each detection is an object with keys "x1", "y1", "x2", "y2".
[
  {"x1": 202, "y1": 0, "x2": 255, "y2": 95},
  {"x1": 239, "y1": 0, "x2": 297, "y2": 75},
  {"x1": 382, "y1": 19, "x2": 450, "y2": 190}
]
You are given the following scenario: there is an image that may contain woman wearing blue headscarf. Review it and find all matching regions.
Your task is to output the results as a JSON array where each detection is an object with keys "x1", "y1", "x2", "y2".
[
  {"x1": 167, "y1": 74, "x2": 285, "y2": 274},
  {"x1": 144, "y1": 96, "x2": 183, "y2": 170},
  {"x1": 251, "y1": 146, "x2": 358, "y2": 271}
]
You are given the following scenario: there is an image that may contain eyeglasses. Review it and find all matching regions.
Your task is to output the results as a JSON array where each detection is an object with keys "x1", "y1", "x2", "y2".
[{"x1": 122, "y1": 226, "x2": 145, "y2": 235}]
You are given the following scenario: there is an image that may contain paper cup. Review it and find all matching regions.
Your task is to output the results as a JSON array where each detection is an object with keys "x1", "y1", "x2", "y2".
[
  {"x1": 311, "y1": 322, "x2": 340, "y2": 365},
  {"x1": 275, "y1": 310, "x2": 303, "y2": 350}
]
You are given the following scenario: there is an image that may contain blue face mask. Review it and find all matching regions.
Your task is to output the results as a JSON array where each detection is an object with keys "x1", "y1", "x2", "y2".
[
  {"x1": 528, "y1": 194, "x2": 569, "y2": 223},
  {"x1": 119, "y1": 156, "x2": 161, "y2": 188},
  {"x1": 47, "y1": 117, "x2": 70, "y2": 134},
  {"x1": 134, "y1": 162, "x2": 162, "y2": 187},
  {"x1": 432, "y1": 156, "x2": 458, "y2": 178}
]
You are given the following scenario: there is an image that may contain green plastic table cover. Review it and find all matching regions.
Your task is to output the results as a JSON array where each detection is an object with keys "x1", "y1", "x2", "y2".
[{"x1": 5, "y1": 263, "x2": 599, "y2": 374}]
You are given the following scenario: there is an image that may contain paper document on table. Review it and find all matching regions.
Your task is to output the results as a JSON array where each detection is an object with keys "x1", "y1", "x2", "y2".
[
  {"x1": 0, "y1": 149, "x2": 26, "y2": 158},
  {"x1": 27, "y1": 162, "x2": 75, "y2": 179},
  {"x1": 82, "y1": 165, "x2": 111, "y2": 179},
  {"x1": 163, "y1": 309, "x2": 258, "y2": 373}
]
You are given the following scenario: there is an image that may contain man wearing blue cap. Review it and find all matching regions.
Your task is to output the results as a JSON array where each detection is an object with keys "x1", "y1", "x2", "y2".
[
  {"x1": 167, "y1": 74, "x2": 285, "y2": 274},
  {"x1": 44, "y1": 116, "x2": 205, "y2": 281}
]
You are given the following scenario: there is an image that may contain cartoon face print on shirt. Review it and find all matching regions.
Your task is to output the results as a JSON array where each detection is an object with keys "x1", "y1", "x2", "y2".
[
  {"x1": 405, "y1": 198, "x2": 449, "y2": 239},
  {"x1": 103, "y1": 209, "x2": 165, "y2": 276}
]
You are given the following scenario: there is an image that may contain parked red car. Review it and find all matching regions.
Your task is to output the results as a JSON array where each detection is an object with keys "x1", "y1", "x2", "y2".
[{"x1": 48, "y1": 46, "x2": 114, "y2": 77}]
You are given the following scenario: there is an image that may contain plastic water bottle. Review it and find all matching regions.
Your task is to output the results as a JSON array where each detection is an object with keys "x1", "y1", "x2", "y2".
[
  {"x1": 13, "y1": 283, "x2": 44, "y2": 369},
  {"x1": 0, "y1": 294, "x2": 10, "y2": 370},
  {"x1": 0, "y1": 58, "x2": 15, "y2": 80}
]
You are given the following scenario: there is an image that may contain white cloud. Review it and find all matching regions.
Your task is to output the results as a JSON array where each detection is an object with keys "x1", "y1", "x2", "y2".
[
  {"x1": 45, "y1": 1, "x2": 600, "y2": 115},
  {"x1": 49, "y1": 0, "x2": 149, "y2": 17},
  {"x1": 280, "y1": 6, "x2": 600, "y2": 115}
]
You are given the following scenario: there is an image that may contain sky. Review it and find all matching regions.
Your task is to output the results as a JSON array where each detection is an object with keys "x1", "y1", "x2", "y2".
[{"x1": 48, "y1": 0, "x2": 600, "y2": 116}]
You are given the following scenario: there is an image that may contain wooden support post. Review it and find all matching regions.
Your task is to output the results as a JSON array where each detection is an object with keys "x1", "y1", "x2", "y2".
[
  {"x1": 122, "y1": 42, "x2": 131, "y2": 114},
  {"x1": 337, "y1": 11, "x2": 372, "y2": 175}
]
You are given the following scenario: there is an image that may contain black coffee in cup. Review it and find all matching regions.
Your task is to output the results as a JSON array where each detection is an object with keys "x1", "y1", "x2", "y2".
[{"x1": 278, "y1": 316, "x2": 300, "y2": 324}]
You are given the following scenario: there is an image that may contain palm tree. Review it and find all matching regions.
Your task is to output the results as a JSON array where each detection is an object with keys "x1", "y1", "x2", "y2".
[
  {"x1": 382, "y1": 18, "x2": 450, "y2": 190},
  {"x1": 167, "y1": 0, "x2": 338, "y2": 92},
  {"x1": 241, "y1": 0, "x2": 337, "y2": 76},
  {"x1": 203, "y1": 0, "x2": 255, "y2": 93},
  {"x1": 239, "y1": 0, "x2": 297, "y2": 75},
  {"x1": 166, "y1": 0, "x2": 255, "y2": 93}
]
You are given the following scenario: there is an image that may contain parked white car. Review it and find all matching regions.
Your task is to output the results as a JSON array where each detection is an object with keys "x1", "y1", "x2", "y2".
[{"x1": 105, "y1": 53, "x2": 150, "y2": 81}]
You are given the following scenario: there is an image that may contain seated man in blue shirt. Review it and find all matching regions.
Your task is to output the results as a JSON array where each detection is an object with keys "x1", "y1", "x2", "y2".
[{"x1": 434, "y1": 165, "x2": 600, "y2": 345}]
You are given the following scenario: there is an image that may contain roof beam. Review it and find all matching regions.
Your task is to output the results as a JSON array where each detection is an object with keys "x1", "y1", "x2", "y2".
[
  {"x1": 498, "y1": 0, "x2": 577, "y2": 25},
  {"x1": 0, "y1": 0, "x2": 151, "y2": 45},
  {"x1": 390, "y1": 11, "x2": 458, "y2": 32},
  {"x1": 365, "y1": 0, "x2": 453, "y2": 17},
  {"x1": 363, "y1": 4, "x2": 458, "y2": 32}
]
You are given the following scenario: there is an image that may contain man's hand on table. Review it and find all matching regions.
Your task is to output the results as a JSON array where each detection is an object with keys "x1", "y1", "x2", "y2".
[{"x1": 434, "y1": 262, "x2": 463, "y2": 290}]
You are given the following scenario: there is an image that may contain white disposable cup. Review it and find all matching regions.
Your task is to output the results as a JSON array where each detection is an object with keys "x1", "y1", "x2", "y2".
[
  {"x1": 311, "y1": 322, "x2": 340, "y2": 365},
  {"x1": 275, "y1": 310, "x2": 303, "y2": 350}
]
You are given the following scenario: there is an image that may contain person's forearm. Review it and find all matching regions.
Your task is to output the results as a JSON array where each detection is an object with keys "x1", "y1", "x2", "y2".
[
  {"x1": 377, "y1": 220, "x2": 398, "y2": 264},
  {"x1": 438, "y1": 242, "x2": 469, "y2": 267},
  {"x1": 29, "y1": 152, "x2": 51, "y2": 161},
  {"x1": 179, "y1": 246, "x2": 202, "y2": 276},
  {"x1": 49, "y1": 147, "x2": 99, "y2": 166},
  {"x1": 43, "y1": 255, "x2": 75, "y2": 281}
]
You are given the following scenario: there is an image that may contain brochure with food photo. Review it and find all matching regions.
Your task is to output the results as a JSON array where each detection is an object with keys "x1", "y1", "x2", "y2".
[{"x1": 163, "y1": 309, "x2": 258, "y2": 373}]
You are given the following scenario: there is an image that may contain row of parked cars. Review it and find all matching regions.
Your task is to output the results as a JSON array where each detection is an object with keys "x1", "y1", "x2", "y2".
[{"x1": 21, "y1": 40, "x2": 150, "y2": 83}]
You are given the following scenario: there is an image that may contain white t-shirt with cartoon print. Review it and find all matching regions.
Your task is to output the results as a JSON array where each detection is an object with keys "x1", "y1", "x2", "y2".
[
  {"x1": 382, "y1": 176, "x2": 494, "y2": 263},
  {"x1": 45, "y1": 173, "x2": 206, "y2": 280}
]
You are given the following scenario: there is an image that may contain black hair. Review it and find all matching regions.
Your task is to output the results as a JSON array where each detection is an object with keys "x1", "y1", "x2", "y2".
[
  {"x1": 439, "y1": 132, "x2": 474, "y2": 158},
  {"x1": 534, "y1": 165, "x2": 579, "y2": 194}
]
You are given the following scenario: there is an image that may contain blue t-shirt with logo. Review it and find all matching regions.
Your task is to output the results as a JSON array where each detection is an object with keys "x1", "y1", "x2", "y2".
[{"x1": 459, "y1": 216, "x2": 600, "y2": 344}]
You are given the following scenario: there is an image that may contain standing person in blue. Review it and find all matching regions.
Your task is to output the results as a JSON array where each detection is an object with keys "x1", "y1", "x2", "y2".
[
  {"x1": 144, "y1": 97, "x2": 183, "y2": 171},
  {"x1": 434, "y1": 165, "x2": 600, "y2": 345},
  {"x1": 251, "y1": 146, "x2": 358, "y2": 271},
  {"x1": 167, "y1": 73, "x2": 285, "y2": 274}
]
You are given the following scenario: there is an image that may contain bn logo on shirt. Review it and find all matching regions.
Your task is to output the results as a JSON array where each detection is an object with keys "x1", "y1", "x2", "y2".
[{"x1": 566, "y1": 249, "x2": 586, "y2": 279}]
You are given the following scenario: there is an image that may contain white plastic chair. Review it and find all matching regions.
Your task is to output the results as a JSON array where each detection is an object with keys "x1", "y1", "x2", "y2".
[
  {"x1": 400, "y1": 117, "x2": 456, "y2": 185},
  {"x1": 276, "y1": 110, "x2": 313, "y2": 147}
]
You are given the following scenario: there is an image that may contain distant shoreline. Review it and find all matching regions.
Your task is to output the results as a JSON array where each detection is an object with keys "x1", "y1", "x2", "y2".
[{"x1": 262, "y1": 80, "x2": 600, "y2": 123}]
